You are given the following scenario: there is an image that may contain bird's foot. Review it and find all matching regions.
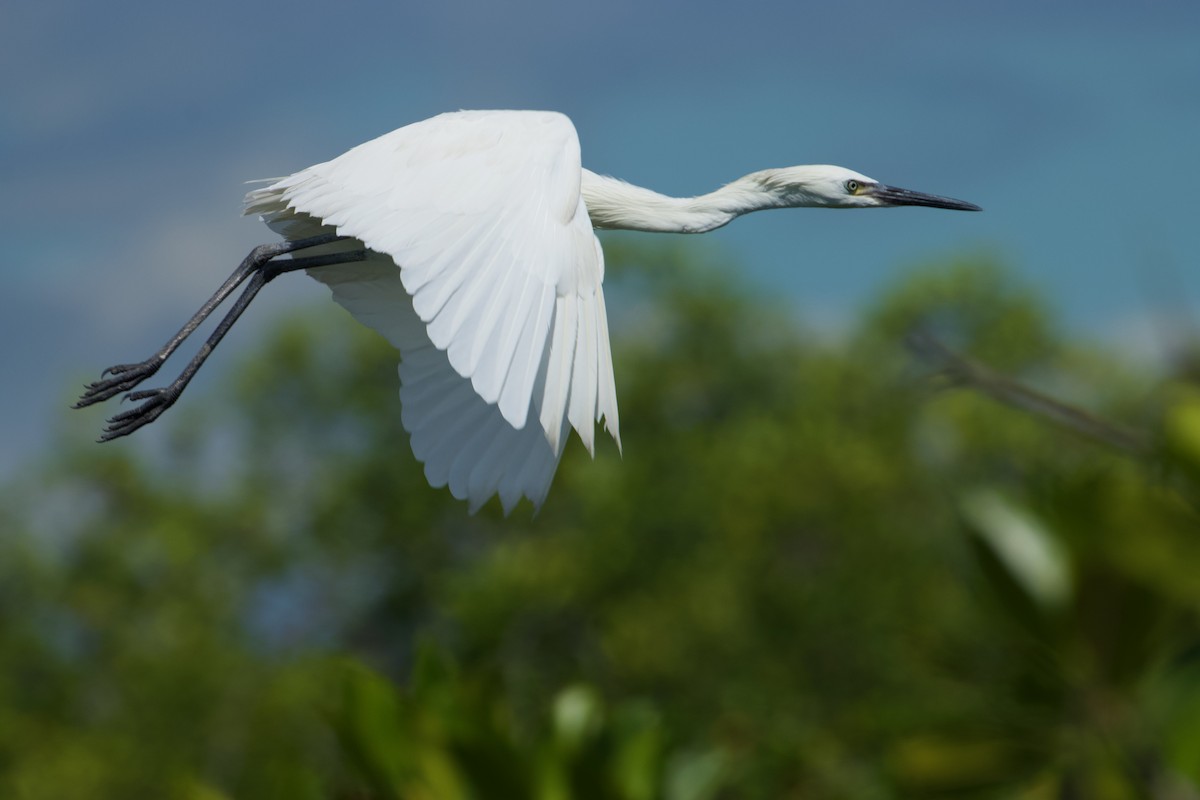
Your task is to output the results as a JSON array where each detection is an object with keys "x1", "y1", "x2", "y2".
[
  {"x1": 98, "y1": 385, "x2": 180, "y2": 441},
  {"x1": 74, "y1": 358, "x2": 165, "y2": 408}
]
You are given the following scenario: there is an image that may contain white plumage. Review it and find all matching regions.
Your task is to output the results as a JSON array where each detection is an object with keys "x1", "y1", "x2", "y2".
[
  {"x1": 245, "y1": 111, "x2": 620, "y2": 513},
  {"x1": 80, "y1": 108, "x2": 978, "y2": 513}
]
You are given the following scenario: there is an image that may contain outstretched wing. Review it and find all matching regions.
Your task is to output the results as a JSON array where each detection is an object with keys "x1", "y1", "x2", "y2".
[{"x1": 245, "y1": 110, "x2": 619, "y2": 511}]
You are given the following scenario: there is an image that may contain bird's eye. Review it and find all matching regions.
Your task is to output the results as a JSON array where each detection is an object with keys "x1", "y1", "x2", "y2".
[{"x1": 845, "y1": 179, "x2": 860, "y2": 194}]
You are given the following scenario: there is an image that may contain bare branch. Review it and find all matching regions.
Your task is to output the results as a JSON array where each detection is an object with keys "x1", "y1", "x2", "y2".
[{"x1": 905, "y1": 328, "x2": 1154, "y2": 458}]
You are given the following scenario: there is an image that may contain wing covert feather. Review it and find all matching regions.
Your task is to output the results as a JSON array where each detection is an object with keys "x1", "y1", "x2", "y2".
[{"x1": 245, "y1": 110, "x2": 619, "y2": 512}]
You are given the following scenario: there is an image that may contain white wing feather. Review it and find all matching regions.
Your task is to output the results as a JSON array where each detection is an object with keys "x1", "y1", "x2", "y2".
[{"x1": 244, "y1": 110, "x2": 619, "y2": 511}]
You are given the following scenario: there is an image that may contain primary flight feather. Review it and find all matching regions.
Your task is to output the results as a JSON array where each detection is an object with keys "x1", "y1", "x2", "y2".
[{"x1": 77, "y1": 109, "x2": 979, "y2": 513}]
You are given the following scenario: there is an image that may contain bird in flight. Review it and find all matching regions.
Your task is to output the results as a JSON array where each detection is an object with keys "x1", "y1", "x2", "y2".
[{"x1": 76, "y1": 110, "x2": 979, "y2": 513}]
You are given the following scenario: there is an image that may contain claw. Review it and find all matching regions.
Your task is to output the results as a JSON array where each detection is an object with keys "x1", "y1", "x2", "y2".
[
  {"x1": 98, "y1": 387, "x2": 175, "y2": 441},
  {"x1": 101, "y1": 362, "x2": 145, "y2": 378},
  {"x1": 73, "y1": 359, "x2": 163, "y2": 408},
  {"x1": 108, "y1": 404, "x2": 142, "y2": 423}
]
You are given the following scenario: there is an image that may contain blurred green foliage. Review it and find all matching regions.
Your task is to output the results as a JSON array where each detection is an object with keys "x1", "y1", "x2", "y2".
[{"x1": 4, "y1": 242, "x2": 1200, "y2": 798}]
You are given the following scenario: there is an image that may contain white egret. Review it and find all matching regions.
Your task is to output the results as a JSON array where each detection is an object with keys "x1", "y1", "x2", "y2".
[{"x1": 76, "y1": 110, "x2": 979, "y2": 512}]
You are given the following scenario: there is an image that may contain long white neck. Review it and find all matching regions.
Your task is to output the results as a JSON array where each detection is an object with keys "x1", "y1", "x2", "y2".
[{"x1": 580, "y1": 168, "x2": 821, "y2": 234}]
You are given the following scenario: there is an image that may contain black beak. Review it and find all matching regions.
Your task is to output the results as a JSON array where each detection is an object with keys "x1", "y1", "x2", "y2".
[{"x1": 871, "y1": 184, "x2": 981, "y2": 211}]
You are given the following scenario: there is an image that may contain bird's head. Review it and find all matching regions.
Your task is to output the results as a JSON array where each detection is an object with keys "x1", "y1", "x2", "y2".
[{"x1": 761, "y1": 165, "x2": 981, "y2": 211}]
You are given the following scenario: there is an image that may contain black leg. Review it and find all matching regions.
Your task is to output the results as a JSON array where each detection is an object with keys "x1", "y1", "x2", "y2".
[
  {"x1": 75, "y1": 233, "x2": 355, "y2": 408},
  {"x1": 77, "y1": 237, "x2": 367, "y2": 441}
]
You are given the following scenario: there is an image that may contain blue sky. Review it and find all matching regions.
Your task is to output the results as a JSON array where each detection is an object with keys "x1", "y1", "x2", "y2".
[{"x1": 2, "y1": 1, "x2": 1198, "y2": 474}]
